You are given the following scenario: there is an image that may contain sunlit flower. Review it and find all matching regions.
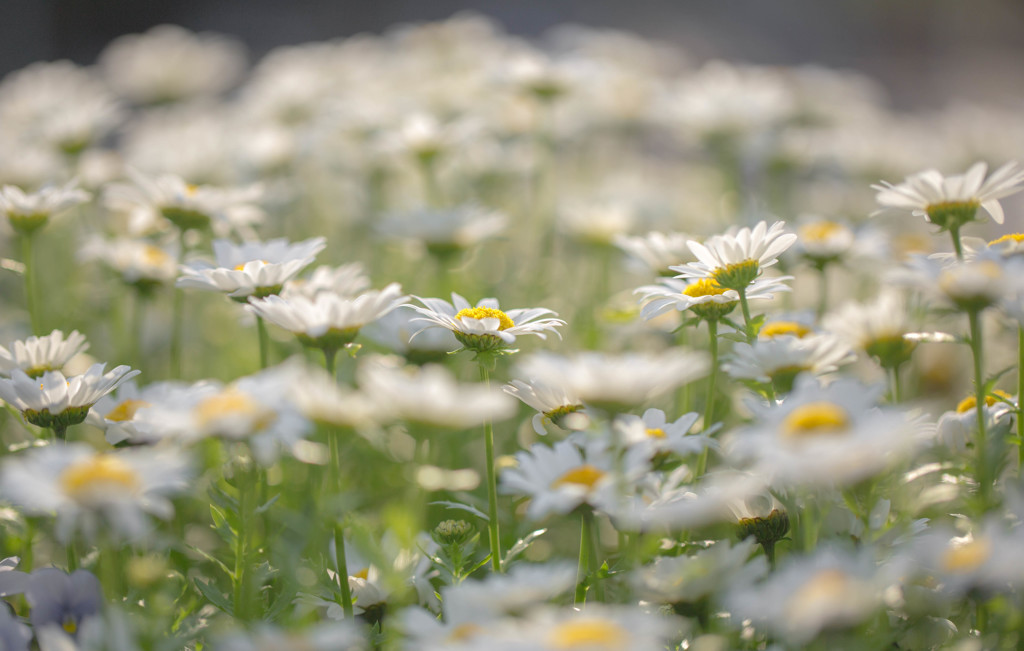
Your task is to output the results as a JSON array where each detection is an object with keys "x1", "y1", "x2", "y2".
[
  {"x1": 722, "y1": 334, "x2": 855, "y2": 393},
  {"x1": 515, "y1": 350, "x2": 709, "y2": 413},
  {"x1": 936, "y1": 391, "x2": 1015, "y2": 453},
  {"x1": 377, "y1": 205, "x2": 507, "y2": 255},
  {"x1": 247, "y1": 284, "x2": 407, "y2": 351},
  {"x1": 0, "y1": 444, "x2": 190, "y2": 542},
  {"x1": 407, "y1": 293, "x2": 564, "y2": 353},
  {"x1": 633, "y1": 538, "x2": 765, "y2": 606},
  {"x1": 635, "y1": 275, "x2": 789, "y2": 322},
  {"x1": 86, "y1": 379, "x2": 193, "y2": 445},
  {"x1": 891, "y1": 253, "x2": 1008, "y2": 313},
  {"x1": 671, "y1": 221, "x2": 798, "y2": 292},
  {"x1": 873, "y1": 161, "x2": 1024, "y2": 228},
  {"x1": 78, "y1": 235, "x2": 179, "y2": 291},
  {"x1": 441, "y1": 562, "x2": 577, "y2": 620},
  {"x1": 614, "y1": 231, "x2": 695, "y2": 275},
  {"x1": 906, "y1": 519, "x2": 1024, "y2": 598},
  {"x1": 497, "y1": 605, "x2": 682, "y2": 651},
  {"x1": 0, "y1": 364, "x2": 139, "y2": 432},
  {"x1": 0, "y1": 181, "x2": 90, "y2": 234},
  {"x1": 0, "y1": 329, "x2": 89, "y2": 378},
  {"x1": 281, "y1": 264, "x2": 371, "y2": 300},
  {"x1": 177, "y1": 236, "x2": 326, "y2": 299},
  {"x1": 615, "y1": 408, "x2": 712, "y2": 459},
  {"x1": 822, "y1": 289, "x2": 917, "y2": 369},
  {"x1": 795, "y1": 217, "x2": 856, "y2": 266}
]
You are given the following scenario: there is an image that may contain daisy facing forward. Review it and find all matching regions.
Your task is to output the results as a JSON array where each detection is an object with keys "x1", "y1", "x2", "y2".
[
  {"x1": 873, "y1": 161, "x2": 1024, "y2": 258},
  {"x1": 407, "y1": 293, "x2": 564, "y2": 355}
]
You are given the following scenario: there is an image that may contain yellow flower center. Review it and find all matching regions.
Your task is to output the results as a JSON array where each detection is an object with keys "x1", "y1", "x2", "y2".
[
  {"x1": 233, "y1": 259, "x2": 269, "y2": 271},
  {"x1": 141, "y1": 245, "x2": 172, "y2": 267},
  {"x1": 194, "y1": 390, "x2": 276, "y2": 431},
  {"x1": 549, "y1": 619, "x2": 628, "y2": 650},
  {"x1": 106, "y1": 399, "x2": 150, "y2": 423},
  {"x1": 447, "y1": 623, "x2": 483, "y2": 642},
  {"x1": 956, "y1": 390, "x2": 1012, "y2": 413},
  {"x1": 454, "y1": 307, "x2": 514, "y2": 330},
  {"x1": 646, "y1": 428, "x2": 666, "y2": 439},
  {"x1": 799, "y1": 221, "x2": 844, "y2": 242},
  {"x1": 941, "y1": 538, "x2": 991, "y2": 573},
  {"x1": 682, "y1": 278, "x2": 729, "y2": 298},
  {"x1": 352, "y1": 568, "x2": 370, "y2": 580},
  {"x1": 782, "y1": 402, "x2": 850, "y2": 439},
  {"x1": 761, "y1": 321, "x2": 812, "y2": 339},
  {"x1": 552, "y1": 465, "x2": 606, "y2": 490},
  {"x1": 989, "y1": 233, "x2": 1024, "y2": 246},
  {"x1": 60, "y1": 454, "x2": 141, "y2": 499},
  {"x1": 63, "y1": 617, "x2": 77, "y2": 635},
  {"x1": 937, "y1": 260, "x2": 1002, "y2": 294},
  {"x1": 786, "y1": 569, "x2": 851, "y2": 618}
]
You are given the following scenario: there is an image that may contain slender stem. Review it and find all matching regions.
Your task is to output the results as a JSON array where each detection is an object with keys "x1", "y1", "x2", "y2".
[
  {"x1": 100, "y1": 536, "x2": 122, "y2": 601},
  {"x1": 675, "y1": 327, "x2": 692, "y2": 415},
  {"x1": 585, "y1": 509, "x2": 603, "y2": 602},
  {"x1": 328, "y1": 428, "x2": 354, "y2": 619},
  {"x1": 233, "y1": 460, "x2": 256, "y2": 620},
  {"x1": 801, "y1": 501, "x2": 818, "y2": 552},
  {"x1": 20, "y1": 233, "x2": 40, "y2": 335},
  {"x1": 967, "y1": 309, "x2": 990, "y2": 507},
  {"x1": 738, "y1": 288, "x2": 755, "y2": 343},
  {"x1": 763, "y1": 540, "x2": 776, "y2": 571},
  {"x1": 256, "y1": 315, "x2": 270, "y2": 370},
  {"x1": 479, "y1": 364, "x2": 502, "y2": 572},
  {"x1": 1018, "y1": 327, "x2": 1024, "y2": 477},
  {"x1": 130, "y1": 290, "x2": 144, "y2": 370},
  {"x1": 66, "y1": 537, "x2": 78, "y2": 572},
  {"x1": 696, "y1": 320, "x2": 719, "y2": 478},
  {"x1": 323, "y1": 347, "x2": 338, "y2": 379},
  {"x1": 889, "y1": 364, "x2": 903, "y2": 404},
  {"x1": 22, "y1": 519, "x2": 33, "y2": 572},
  {"x1": 950, "y1": 226, "x2": 964, "y2": 261},
  {"x1": 170, "y1": 288, "x2": 184, "y2": 379},
  {"x1": 574, "y1": 511, "x2": 590, "y2": 606},
  {"x1": 816, "y1": 264, "x2": 829, "y2": 319}
]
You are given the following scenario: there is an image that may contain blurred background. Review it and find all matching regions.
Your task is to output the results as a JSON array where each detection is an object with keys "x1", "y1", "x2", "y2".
[{"x1": 3, "y1": 0, "x2": 1024, "y2": 109}]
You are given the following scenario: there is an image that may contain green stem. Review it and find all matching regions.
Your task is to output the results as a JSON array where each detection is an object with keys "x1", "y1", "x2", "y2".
[
  {"x1": 889, "y1": 364, "x2": 903, "y2": 404},
  {"x1": 100, "y1": 537, "x2": 122, "y2": 602},
  {"x1": 233, "y1": 460, "x2": 257, "y2": 620},
  {"x1": 1018, "y1": 327, "x2": 1024, "y2": 477},
  {"x1": 130, "y1": 290, "x2": 145, "y2": 370},
  {"x1": 738, "y1": 288, "x2": 755, "y2": 343},
  {"x1": 479, "y1": 364, "x2": 502, "y2": 572},
  {"x1": 801, "y1": 501, "x2": 818, "y2": 552},
  {"x1": 170, "y1": 288, "x2": 184, "y2": 379},
  {"x1": 695, "y1": 320, "x2": 719, "y2": 478},
  {"x1": 21, "y1": 233, "x2": 40, "y2": 335},
  {"x1": 328, "y1": 428, "x2": 354, "y2": 619},
  {"x1": 968, "y1": 309, "x2": 990, "y2": 506},
  {"x1": 675, "y1": 327, "x2": 692, "y2": 415},
  {"x1": 256, "y1": 315, "x2": 270, "y2": 370},
  {"x1": 574, "y1": 509, "x2": 604, "y2": 605},
  {"x1": 324, "y1": 347, "x2": 338, "y2": 379},
  {"x1": 66, "y1": 537, "x2": 78, "y2": 572},
  {"x1": 22, "y1": 519, "x2": 33, "y2": 572},
  {"x1": 950, "y1": 226, "x2": 964, "y2": 261}
]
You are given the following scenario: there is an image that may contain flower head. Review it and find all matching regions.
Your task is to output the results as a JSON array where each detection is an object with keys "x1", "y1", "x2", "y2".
[
  {"x1": 0, "y1": 363, "x2": 139, "y2": 432},
  {"x1": 873, "y1": 161, "x2": 1024, "y2": 229},
  {"x1": 672, "y1": 221, "x2": 798, "y2": 292},
  {"x1": 407, "y1": 293, "x2": 564, "y2": 354},
  {"x1": 0, "y1": 329, "x2": 89, "y2": 378},
  {"x1": 0, "y1": 181, "x2": 90, "y2": 234},
  {"x1": 177, "y1": 237, "x2": 326, "y2": 299}
]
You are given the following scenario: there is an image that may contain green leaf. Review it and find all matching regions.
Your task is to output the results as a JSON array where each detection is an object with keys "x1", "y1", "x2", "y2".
[
  {"x1": 430, "y1": 501, "x2": 489, "y2": 522},
  {"x1": 187, "y1": 544, "x2": 235, "y2": 580},
  {"x1": 209, "y1": 505, "x2": 236, "y2": 545},
  {"x1": 982, "y1": 365, "x2": 1016, "y2": 394},
  {"x1": 256, "y1": 493, "x2": 281, "y2": 515},
  {"x1": 194, "y1": 579, "x2": 233, "y2": 615},
  {"x1": 747, "y1": 313, "x2": 766, "y2": 338},
  {"x1": 502, "y1": 528, "x2": 547, "y2": 569}
]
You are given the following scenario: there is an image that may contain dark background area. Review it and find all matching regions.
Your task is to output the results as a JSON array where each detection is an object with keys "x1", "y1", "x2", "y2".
[{"x1": 2, "y1": 0, "x2": 1023, "y2": 109}]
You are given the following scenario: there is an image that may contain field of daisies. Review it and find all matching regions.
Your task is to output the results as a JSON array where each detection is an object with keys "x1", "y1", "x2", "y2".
[{"x1": 3, "y1": 13, "x2": 1024, "y2": 650}]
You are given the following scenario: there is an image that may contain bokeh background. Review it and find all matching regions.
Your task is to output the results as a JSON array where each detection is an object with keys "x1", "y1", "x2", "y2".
[{"x1": 4, "y1": 0, "x2": 1024, "y2": 109}]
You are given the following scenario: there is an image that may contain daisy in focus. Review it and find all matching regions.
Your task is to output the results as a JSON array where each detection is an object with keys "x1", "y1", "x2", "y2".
[
  {"x1": 177, "y1": 236, "x2": 326, "y2": 299},
  {"x1": 407, "y1": 293, "x2": 564, "y2": 354},
  {"x1": 671, "y1": 220, "x2": 798, "y2": 292},
  {"x1": 0, "y1": 444, "x2": 191, "y2": 543},
  {"x1": 0, "y1": 363, "x2": 139, "y2": 435}
]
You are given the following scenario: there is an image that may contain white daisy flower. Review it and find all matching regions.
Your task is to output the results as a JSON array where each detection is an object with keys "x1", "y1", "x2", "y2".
[
  {"x1": 633, "y1": 538, "x2": 765, "y2": 606},
  {"x1": 177, "y1": 236, "x2": 326, "y2": 299},
  {"x1": 503, "y1": 378, "x2": 588, "y2": 436},
  {"x1": 936, "y1": 391, "x2": 1015, "y2": 454},
  {"x1": 0, "y1": 444, "x2": 191, "y2": 543},
  {"x1": 723, "y1": 375, "x2": 929, "y2": 488},
  {"x1": 905, "y1": 519, "x2": 1024, "y2": 598},
  {"x1": 441, "y1": 562, "x2": 577, "y2": 620},
  {"x1": 722, "y1": 334, "x2": 855, "y2": 393},
  {"x1": 635, "y1": 274, "x2": 790, "y2": 322},
  {"x1": 671, "y1": 220, "x2": 799, "y2": 291},
  {"x1": 491, "y1": 604, "x2": 682, "y2": 651},
  {"x1": 726, "y1": 546, "x2": 889, "y2": 644},
  {"x1": 86, "y1": 379, "x2": 195, "y2": 445},
  {"x1": 515, "y1": 350, "x2": 709, "y2": 413},
  {"x1": 615, "y1": 408, "x2": 712, "y2": 459},
  {"x1": 99, "y1": 25, "x2": 247, "y2": 104},
  {"x1": 247, "y1": 284, "x2": 407, "y2": 352},
  {"x1": 614, "y1": 231, "x2": 695, "y2": 276},
  {"x1": 890, "y1": 252, "x2": 1009, "y2": 313},
  {"x1": 216, "y1": 622, "x2": 366, "y2": 651},
  {"x1": 795, "y1": 216, "x2": 857, "y2": 266},
  {"x1": 284, "y1": 361, "x2": 378, "y2": 431},
  {"x1": 873, "y1": 160, "x2": 1024, "y2": 228},
  {"x1": 78, "y1": 235, "x2": 179, "y2": 291},
  {"x1": 822, "y1": 289, "x2": 917, "y2": 369},
  {"x1": 407, "y1": 293, "x2": 564, "y2": 353},
  {"x1": 0, "y1": 364, "x2": 139, "y2": 434},
  {"x1": 360, "y1": 307, "x2": 459, "y2": 365},
  {"x1": 500, "y1": 438, "x2": 648, "y2": 520},
  {"x1": 281, "y1": 264, "x2": 371, "y2": 300},
  {"x1": 357, "y1": 355, "x2": 516, "y2": 429},
  {"x1": 0, "y1": 329, "x2": 89, "y2": 378},
  {"x1": 0, "y1": 181, "x2": 90, "y2": 234}
]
